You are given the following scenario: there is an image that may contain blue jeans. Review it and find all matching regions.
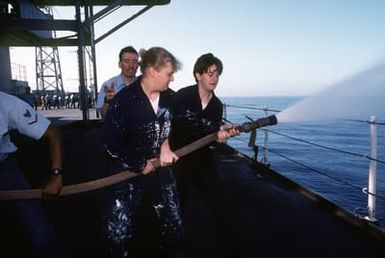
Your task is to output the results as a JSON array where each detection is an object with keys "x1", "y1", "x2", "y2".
[{"x1": 0, "y1": 155, "x2": 67, "y2": 258}]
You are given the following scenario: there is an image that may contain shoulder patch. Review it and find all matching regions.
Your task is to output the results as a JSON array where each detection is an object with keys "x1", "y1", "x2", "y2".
[
  {"x1": 28, "y1": 114, "x2": 38, "y2": 125},
  {"x1": 23, "y1": 109, "x2": 38, "y2": 125},
  {"x1": 23, "y1": 109, "x2": 31, "y2": 118}
]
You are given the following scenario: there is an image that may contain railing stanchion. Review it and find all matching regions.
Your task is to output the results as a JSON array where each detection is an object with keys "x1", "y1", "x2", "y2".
[
  {"x1": 223, "y1": 103, "x2": 227, "y2": 121},
  {"x1": 263, "y1": 107, "x2": 269, "y2": 165},
  {"x1": 365, "y1": 115, "x2": 378, "y2": 223}
]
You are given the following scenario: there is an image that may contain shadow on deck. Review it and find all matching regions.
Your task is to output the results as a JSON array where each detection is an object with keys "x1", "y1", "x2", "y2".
[{"x1": 2, "y1": 120, "x2": 385, "y2": 258}]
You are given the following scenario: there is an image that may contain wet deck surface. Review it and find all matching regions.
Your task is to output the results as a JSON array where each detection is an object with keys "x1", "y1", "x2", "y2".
[
  {"x1": 186, "y1": 144, "x2": 385, "y2": 258},
  {"x1": 2, "y1": 109, "x2": 385, "y2": 257}
]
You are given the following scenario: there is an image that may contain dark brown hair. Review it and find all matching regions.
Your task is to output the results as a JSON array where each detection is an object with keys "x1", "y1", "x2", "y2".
[
  {"x1": 119, "y1": 46, "x2": 138, "y2": 61},
  {"x1": 193, "y1": 53, "x2": 223, "y2": 82}
]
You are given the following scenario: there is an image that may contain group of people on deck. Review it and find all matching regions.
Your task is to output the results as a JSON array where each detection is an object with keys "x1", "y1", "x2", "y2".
[{"x1": 0, "y1": 46, "x2": 239, "y2": 258}]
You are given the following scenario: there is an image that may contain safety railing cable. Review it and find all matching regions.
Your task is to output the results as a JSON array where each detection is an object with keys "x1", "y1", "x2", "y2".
[
  {"x1": 261, "y1": 145, "x2": 364, "y2": 192},
  {"x1": 345, "y1": 118, "x2": 385, "y2": 126},
  {"x1": 222, "y1": 112, "x2": 385, "y2": 201},
  {"x1": 265, "y1": 128, "x2": 385, "y2": 164},
  {"x1": 223, "y1": 104, "x2": 280, "y2": 113},
  {"x1": 229, "y1": 128, "x2": 385, "y2": 201},
  {"x1": 266, "y1": 145, "x2": 385, "y2": 201}
]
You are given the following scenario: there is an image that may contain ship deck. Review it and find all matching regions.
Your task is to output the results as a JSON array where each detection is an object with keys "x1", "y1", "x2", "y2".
[{"x1": 3, "y1": 110, "x2": 385, "y2": 258}]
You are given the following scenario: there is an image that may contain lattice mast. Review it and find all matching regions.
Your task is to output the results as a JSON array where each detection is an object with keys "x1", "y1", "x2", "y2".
[{"x1": 35, "y1": 7, "x2": 64, "y2": 94}]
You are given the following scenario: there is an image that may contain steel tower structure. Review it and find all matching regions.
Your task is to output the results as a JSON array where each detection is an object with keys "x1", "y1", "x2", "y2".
[
  {"x1": 0, "y1": 0, "x2": 170, "y2": 120},
  {"x1": 35, "y1": 7, "x2": 64, "y2": 94}
]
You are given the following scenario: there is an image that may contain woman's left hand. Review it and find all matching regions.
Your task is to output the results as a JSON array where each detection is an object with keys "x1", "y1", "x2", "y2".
[
  {"x1": 217, "y1": 124, "x2": 240, "y2": 143},
  {"x1": 160, "y1": 139, "x2": 179, "y2": 167}
]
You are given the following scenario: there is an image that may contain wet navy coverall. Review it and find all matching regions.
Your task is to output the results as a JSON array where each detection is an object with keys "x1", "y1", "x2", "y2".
[
  {"x1": 169, "y1": 84, "x2": 223, "y2": 211},
  {"x1": 102, "y1": 76, "x2": 183, "y2": 258}
]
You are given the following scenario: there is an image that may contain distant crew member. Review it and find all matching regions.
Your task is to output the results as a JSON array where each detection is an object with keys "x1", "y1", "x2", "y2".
[
  {"x1": 19, "y1": 86, "x2": 37, "y2": 110},
  {"x1": 96, "y1": 46, "x2": 139, "y2": 121}
]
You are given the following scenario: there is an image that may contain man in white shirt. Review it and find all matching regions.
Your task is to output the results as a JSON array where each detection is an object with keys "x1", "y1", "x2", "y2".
[
  {"x1": 0, "y1": 91, "x2": 67, "y2": 257},
  {"x1": 96, "y1": 46, "x2": 139, "y2": 120}
]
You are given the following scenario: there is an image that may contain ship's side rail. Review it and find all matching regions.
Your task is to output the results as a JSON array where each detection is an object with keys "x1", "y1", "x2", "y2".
[
  {"x1": 3, "y1": 119, "x2": 385, "y2": 257},
  {"x1": 223, "y1": 103, "x2": 385, "y2": 228}
]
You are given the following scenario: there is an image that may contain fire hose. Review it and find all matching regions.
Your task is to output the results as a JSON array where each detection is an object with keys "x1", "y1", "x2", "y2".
[{"x1": 0, "y1": 115, "x2": 277, "y2": 200}]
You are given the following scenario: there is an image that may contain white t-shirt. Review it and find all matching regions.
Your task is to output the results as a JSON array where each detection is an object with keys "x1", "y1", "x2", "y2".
[{"x1": 0, "y1": 91, "x2": 51, "y2": 161}]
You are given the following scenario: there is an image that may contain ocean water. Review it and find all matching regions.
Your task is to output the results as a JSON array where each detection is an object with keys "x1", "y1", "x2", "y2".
[{"x1": 220, "y1": 96, "x2": 385, "y2": 228}]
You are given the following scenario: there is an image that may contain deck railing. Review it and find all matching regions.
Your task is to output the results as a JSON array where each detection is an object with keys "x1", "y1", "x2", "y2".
[{"x1": 222, "y1": 103, "x2": 385, "y2": 226}]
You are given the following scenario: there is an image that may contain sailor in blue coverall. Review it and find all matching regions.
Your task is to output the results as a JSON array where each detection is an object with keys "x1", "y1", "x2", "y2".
[
  {"x1": 102, "y1": 47, "x2": 182, "y2": 258},
  {"x1": 169, "y1": 53, "x2": 238, "y2": 212},
  {"x1": 169, "y1": 53, "x2": 239, "y2": 257}
]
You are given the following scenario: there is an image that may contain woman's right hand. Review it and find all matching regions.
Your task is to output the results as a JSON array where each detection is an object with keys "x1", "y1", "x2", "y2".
[{"x1": 141, "y1": 158, "x2": 158, "y2": 175}]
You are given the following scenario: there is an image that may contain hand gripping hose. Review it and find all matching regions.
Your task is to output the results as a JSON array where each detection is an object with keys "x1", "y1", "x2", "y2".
[{"x1": 0, "y1": 115, "x2": 277, "y2": 200}]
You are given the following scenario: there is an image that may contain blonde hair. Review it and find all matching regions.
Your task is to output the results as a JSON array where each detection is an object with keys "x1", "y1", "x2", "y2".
[{"x1": 139, "y1": 47, "x2": 181, "y2": 74}]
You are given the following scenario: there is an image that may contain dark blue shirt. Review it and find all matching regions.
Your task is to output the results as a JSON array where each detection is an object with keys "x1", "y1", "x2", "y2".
[
  {"x1": 169, "y1": 85, "x2": 223, "y2": 152},
  {"x1": 102, "y1": 76, "x2": 174, "y2": 173}
]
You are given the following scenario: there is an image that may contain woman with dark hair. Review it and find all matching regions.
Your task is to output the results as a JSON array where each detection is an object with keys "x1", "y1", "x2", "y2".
[
  {"x1": 170, "y1": 53, "x2": 239, "y2": 212},
  {"x1": 169, "y1": 52, "x2": 239, "y2": 256}
]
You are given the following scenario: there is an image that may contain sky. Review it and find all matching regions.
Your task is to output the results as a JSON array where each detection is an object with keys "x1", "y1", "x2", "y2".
[{"x1": 9, "y1": 0, "x2": 385, "y2": 97}]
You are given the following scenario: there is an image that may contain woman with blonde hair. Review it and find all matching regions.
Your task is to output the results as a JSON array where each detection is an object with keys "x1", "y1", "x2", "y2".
[{"x1": 102, "y1": 47, "x2": 183, "y2": 258}]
